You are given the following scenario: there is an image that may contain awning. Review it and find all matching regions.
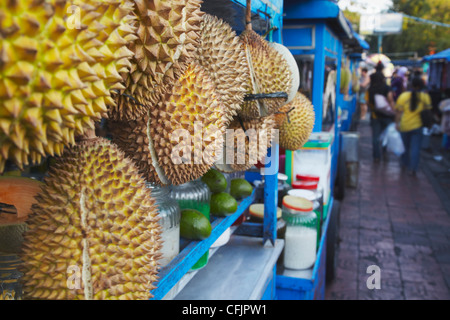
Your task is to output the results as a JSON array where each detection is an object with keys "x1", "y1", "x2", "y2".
[
  {"x1": 422, "y1": 48, "x2": 450, "y2": 62},
  {"x1": 352, "y1": 31, "x2": 370, "y2": 50}
]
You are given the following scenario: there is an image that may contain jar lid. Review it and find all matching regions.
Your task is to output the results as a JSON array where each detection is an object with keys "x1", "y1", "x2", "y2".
[
  {"x1": 282, "y1": 195, "x2": 313, "y2": 212},
  {"x1": 287, "y1": 189, "x2": 317, "y2": 201},
  {"x1": 249, "y1": 203, "x2": 282, "y2": 219},
  {"x1": 296, "y1": 174, "x2": 320, "y2": 182},
  {"x1": 277, "y1": 173, "x2": 288, "y2": 181},
  {"x1": 292, "y1": 180, "x2": 318, "y2": 190}
]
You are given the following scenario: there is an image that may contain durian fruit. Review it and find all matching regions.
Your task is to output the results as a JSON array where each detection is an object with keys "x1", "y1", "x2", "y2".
[
  {"x1": 273, "y1": 102, "x2": 293, "y2": 129},
  {"x1": 352, "y1": 69, "x2": 360, "y2": 93},
  {"x1": 279, "y1": 92, "x2": 315, "y2": 151},
  {"x1": 0, "y1": 0, "x2": 136, "y2": 172},
  {"x1": 340, "y1": 65, "x2": 351, "y2": 94},
  {"x1": 19, "y1": 137, "x2": 162, "y2": 300},
  {"x1": 268, "y1": 42, "x2": 300, "y2": 104},
  {"x1": 238, "y1": 29, "x2": 292, "y2": 120},
  {"x1": 0, "y1": 176, "x2": 42, "y2": 253},
  {"x1": 109, "y1": 0, "x2": 204, "y2": 120},
  {"x1": 194, "y1": 14, "x2": 249, "y2": 123},
  {"x1": 110, "y1": 62, "x2": 227, "y2": 186},
  {"x1": 215, "y1": 115, "x2": 276, "y2": 173}
]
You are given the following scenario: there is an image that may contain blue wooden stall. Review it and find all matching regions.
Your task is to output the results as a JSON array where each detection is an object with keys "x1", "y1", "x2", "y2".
[
  {"x1": 276, "y1": 0, "x2": 368, "y2": 300},
  {"x1": 150, "y1": 0, "x2": 369, "y2": 301},
  {"x1": 150, "y1": 0, "x2": 285, "y2": 300},
  {"x1": 339, "y1": 25, "x2": 370, "y2": 132}
]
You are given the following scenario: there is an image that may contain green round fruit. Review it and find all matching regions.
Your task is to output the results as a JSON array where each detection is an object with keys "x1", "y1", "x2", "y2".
[
  {"x1": 201, "y1": 169, "x2": 227, "y2": 193},
  {"x1": 210, "y1": 192, "x2": 238, "y2": 217},
  {"x1": 230, "y1": 178, "x2": 253, "y2": 200},
  {"x1": 180, "y1": 209, "x2": 212, "y2": 240}
]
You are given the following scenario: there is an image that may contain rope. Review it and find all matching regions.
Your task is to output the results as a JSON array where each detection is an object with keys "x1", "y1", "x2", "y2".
[{"x1": 244, "y1": 92, "x2": 289, "y2": 101}]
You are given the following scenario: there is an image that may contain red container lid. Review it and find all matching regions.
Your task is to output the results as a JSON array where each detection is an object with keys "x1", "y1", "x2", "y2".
[
  {"x1": 254, "y1": 160, "x2": 265, "y2": 169},
  {"x1": 296, "y1": 174, "x2": 320, "y2": 182},
  {"x1": 292, "y1": 180, "x2": 318, "y2": 190}
]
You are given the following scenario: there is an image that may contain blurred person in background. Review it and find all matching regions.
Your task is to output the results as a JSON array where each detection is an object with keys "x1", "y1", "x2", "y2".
[
  {"x1": 391, "y1": 66, "x2": 408, "y2": 102},
  {"x1": 395, "y1": 77, "x2": 432, "y2": 176},
  {"x1": 359, "y1": 67, "x2": 370, "y2": 120},
  {"x1": 367, "y1": 62, "x2": 396, "y2": 163}
]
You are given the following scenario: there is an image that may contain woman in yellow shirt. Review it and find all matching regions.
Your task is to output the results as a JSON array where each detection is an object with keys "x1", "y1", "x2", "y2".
[{"x1": 395, "y1": 77, "x2": 432, "y2": 176}]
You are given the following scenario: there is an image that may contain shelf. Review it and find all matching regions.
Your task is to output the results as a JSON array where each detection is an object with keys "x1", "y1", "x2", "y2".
[
  {"x1": 173, "y1": 235, "x2": 284, "y2": 300},
  {"x1": 150, "y1": 190, "x2": 256, "y2": 300}
]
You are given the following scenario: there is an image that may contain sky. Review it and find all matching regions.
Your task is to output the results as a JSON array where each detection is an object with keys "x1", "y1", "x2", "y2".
[{"x1": 337, "y1": 0, "x2": 393, "y2": 14}]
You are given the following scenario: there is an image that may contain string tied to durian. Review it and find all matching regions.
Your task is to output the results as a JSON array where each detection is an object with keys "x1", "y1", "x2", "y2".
[
  {"x1": 275, "y1": 106, "x2": 295, "y2": 124},
  {"x1": 243, "y1": 92, "x2": 288, "y2": 101}
]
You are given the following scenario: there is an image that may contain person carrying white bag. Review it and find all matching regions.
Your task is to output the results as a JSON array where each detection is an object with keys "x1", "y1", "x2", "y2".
[{"x1": 380, "y1": 123, "x2": 405, "y2": 157}]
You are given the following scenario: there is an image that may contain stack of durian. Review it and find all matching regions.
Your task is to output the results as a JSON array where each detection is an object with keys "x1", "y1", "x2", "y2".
[{"x1": 0, "y1": 0, "x2": 315, "y2": 300}]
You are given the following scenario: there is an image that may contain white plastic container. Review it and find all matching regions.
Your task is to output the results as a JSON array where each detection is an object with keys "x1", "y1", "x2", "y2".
[{"x1": 282, "y1": 196, "x2": 317, "y2": 270}]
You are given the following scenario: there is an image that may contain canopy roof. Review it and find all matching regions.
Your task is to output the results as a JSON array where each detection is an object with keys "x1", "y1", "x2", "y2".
[{"x1": 423, "y1": 48, "x2": 450, "y2": 62}]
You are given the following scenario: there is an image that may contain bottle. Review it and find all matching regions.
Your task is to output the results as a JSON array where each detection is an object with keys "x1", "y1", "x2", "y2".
[
  {"x1": 282, "y1": 195, "x2": 317, "y2": 270},
  {"x1": 288, "y1": 189, "x2": 322, "y2": 248},
  {"x1": 146, "y1": 183, "x2": 181, "y2": 267},
  {"x1": 277, "y1": 173, "x2": 292, "y2": 208},
  {"x1": 170, "y1": 179, "x2": 211, "y2": 271}
]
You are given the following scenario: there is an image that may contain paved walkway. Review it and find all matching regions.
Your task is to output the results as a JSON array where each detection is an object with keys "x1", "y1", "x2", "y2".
[{"x1": 325, "y1": 119, "x2": 450, "y2": 300}]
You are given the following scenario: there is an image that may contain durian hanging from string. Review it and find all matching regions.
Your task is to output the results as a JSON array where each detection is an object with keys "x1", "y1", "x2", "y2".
[
  {"x1": 194, "y1": 13, "x2": 250, "y2": 123},
  {"x1": 237, "y1": 0, "x2": 292, "y2": 120},
  {"x1": 20, "y1": 130, "x2": 162, "y2": 300},
  {"x1": 109, "y1": 62, "x2": 228, "y2": 186},
  {"x1": 0, "y1": 0, "x2": 137, "y2": 173},
  {"x1": 108, "y1": 0, "x2": 204, "y2": 121}
]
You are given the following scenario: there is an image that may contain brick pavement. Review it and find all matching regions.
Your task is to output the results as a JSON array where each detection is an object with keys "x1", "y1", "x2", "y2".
[{"x1": 325, "y1": 120, "x2": 450, "y2": 300}]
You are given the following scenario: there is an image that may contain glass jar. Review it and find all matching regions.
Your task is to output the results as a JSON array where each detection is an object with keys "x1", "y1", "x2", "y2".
[
  {"x1": 277, "y1": 173, "x2": 292, "y2": 208},
  {"x1": 288, "y1": 189, "x2": 322, "y2": 248},
  {"x1": 146, "y1": 183, "x2": 181, "y2": 267},
  {"x1": 252, "y1": 173, "x2": 292, "y2": 208},
  {"x1": 170, "y1": 179, "x2": 211, "y2": 271},
  {"x1": 282, "y1": 195, "x2": 317, "y2": 270}
]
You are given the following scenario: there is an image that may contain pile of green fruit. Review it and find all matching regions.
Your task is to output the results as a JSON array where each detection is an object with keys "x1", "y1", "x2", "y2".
[
  {"x1": 201, "y1": 169, "x2": 253, "y2": 217},
  {"x1": 180, "y1": 209, "x2": 212, "y2": 240},
  {"x1": 179, "y1": 169, "x2": 254, "y2": 241}
]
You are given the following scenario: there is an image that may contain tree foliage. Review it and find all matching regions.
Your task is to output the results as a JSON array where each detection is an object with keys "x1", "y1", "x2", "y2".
[{"x1": 365, "y1": 0, "x2": 450, "y2": 56}]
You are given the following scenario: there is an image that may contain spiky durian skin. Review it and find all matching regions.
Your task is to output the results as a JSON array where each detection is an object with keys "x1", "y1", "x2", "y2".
[
  {"x1": 0, "y1": 0, "x2": 136, "y2": 172},
  {"x1": 109, "y1": 0, "x2": 204, "y2": 120},
  {"x1": 279, "y1": 92, "x2": 315, "y2": 151},
  {"x1": 19, "y1": 138, "x2": 161, "y2": 300},
  {"x1": 110, "y1": 62, "x2": 227, "y2": 186},
  {"x1": 238, "y1": 30, "x2": 291, "y2": 120},
  {"x1": 194, "y1": 14, "x2": 249, "y2": 123},
  {"x1": 109, "y1": 116, "x2": 164, "y2": 185},
  {"x1": 216, "y1": 115, "x2": 276, "y2": 172}
]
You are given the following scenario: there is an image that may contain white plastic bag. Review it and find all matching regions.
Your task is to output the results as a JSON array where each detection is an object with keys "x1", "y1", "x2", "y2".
[{"x1": 380, "y1": 123, "x2": 405, "y2": 156}]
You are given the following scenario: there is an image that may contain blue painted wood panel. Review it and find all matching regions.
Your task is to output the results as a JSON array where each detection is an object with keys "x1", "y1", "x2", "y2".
[
  {"x1": 283, "y1": 26, "x2": 314, "y2": 49},
  {"x1": 150, "y1": 191, "x2": 256, "y2": 300},
  {"x1": 263, "y1": 145, "x2": 279, "y2": 245},
  {"x1": 276, "y1": 197, "x2": 333, "y2": 300}
]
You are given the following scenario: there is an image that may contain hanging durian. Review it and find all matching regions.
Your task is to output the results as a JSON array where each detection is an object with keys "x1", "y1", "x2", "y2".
[
  {"x1": 268, "y1": 42, "x2": 300, "y2": 104},
  {"x1": 110, "y1": 62, "x2": 227, "y2": 186},
  {"x1": 19, "y1": 135, "x2": 162, "y2": 300},
  {"x1": 0, "y1": 0, "x2": 136, "y2": 172},
  {"x1": 279, "y1": 92, "x2": 315, "y2": 151},
  {"x1": 109, "y1": 0, "x2": 204, "y2": 120},
  {"x1": 194, "y1": 14, "x2": 249, "y2": 123},
  {"x1": 237, "y1": 7, "x2": 292, "y2": 120},
  {"x1": 215, "y1": 114, "x2": 276, "y2": 172}
]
